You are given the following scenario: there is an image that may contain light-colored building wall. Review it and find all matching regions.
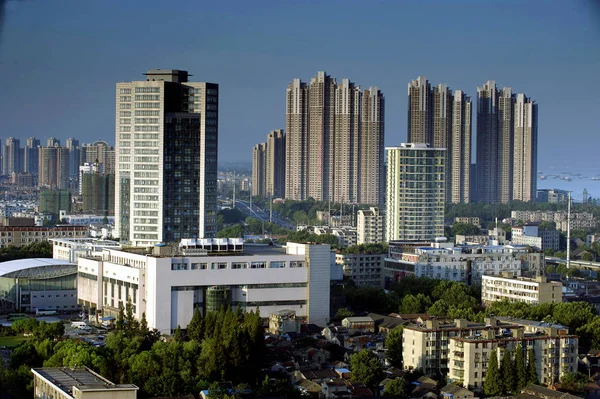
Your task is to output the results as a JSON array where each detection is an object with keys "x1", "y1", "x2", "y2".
[
  {"x1": 77, "y1": 242, "x2": 331, "y2": 334},
  {"x1": 449, "y1": 329, "x2": 577, "y2": 390},
  {"x1": 481, "y1": 275, "x2": 562, "y2": 306},
  {"x1": 385, "y1": 143, "x2": 445, "y2": 242},
  {"x1": 335, "y1": 252, "x2": 384, "y2": 287},
  {"x1": 357, "y1": 207, "x2": 384, "y2": 245}
]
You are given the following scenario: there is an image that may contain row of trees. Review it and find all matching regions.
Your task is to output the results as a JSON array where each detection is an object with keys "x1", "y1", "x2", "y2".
[
  {"x1": 1, "y1": 306, "x2": 268, "y2": 398},
  {"x1": 484, "y1": 345, "x2": 538, "y2": 396},
  {"x1": 0, "y1": 241, "x2": 52, "y2": 262}
]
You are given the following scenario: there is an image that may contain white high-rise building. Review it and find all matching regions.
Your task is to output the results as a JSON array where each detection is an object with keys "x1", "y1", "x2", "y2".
[
  {"x1": 385, "y1": 143, "x2": 445, "y2": 242},
  {"x1": 115, "y1": 69, "x2": 218, "y2": 246}
]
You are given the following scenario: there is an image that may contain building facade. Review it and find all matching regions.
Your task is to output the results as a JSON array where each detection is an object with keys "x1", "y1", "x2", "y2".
[
  {"x1": 476, "y1": 81, "x2": 538, "y2": 203},
  {"x1": 32, "y1": 367, "x2": 138, "y2": 399},
  {"x1": 2, "y1": 137, "x2": 21, "y2": 176},
  {"x1": 115, "y1": 69, "x2": 218, "y2": 246},
  {"x1": 251, "y1": 142, "x2": 267, "y2": 197},
  {"x1": 38, "y1": 146, "x2": 70, "y2": 189},
  {"x1": 266, "y1": 129, "x2": 286, "y2": 198},
  {"x1": 77, "y1": 241, "x2": 331, "y2": 334},
  {"x1": 385, "y1": 143, "x2": 445, "y2": 242},
  {"x1": 0, "y1": 225, "x2": 88, "y2": 248},
  {"x1": 481, "y1": 274, "x2": 562, "y2": 306},
  {"x1": 448, "y1": 320, "x2": 577, "y2": 389},
  {"x1": 335, "y1": 252, "x2": 384, "y2": 287},
  {"x1": 24, "y1": 137, "x2": 40, "y2": 175},
  {"x1": 357, "y1": 207, "x2": 384, "y2": 245},
  {"x1": 285, "y1": 71, "x2": 384, "y2": 204},
  {"x1": 407, "y1": 77, "x2": 472, "y2": 203}
]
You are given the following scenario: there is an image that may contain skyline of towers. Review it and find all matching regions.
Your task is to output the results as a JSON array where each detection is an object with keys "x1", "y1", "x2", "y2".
[
  {"x1": 385, "y1": 143, "x2": 445, "y2": 241},
  {"x1": 476, "y1": 80, "x2": 538, "y2": 203},
  {"x1": 252, "y1": 129, "x2": 286, "y2": 198},
  {"x1": 284, "y1": 71, "x2": 385, "y2": 205},
  {"x1": 406, "y1": 76, "x2": 472, "y2": 204},
  {"x1": 115, "y1": 69, "x2": 218, "y2": 246}
]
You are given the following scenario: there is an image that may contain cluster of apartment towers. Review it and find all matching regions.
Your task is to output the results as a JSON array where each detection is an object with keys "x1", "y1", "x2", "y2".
[{"x1": 252, "y1": 72, "x2": 538, "y2": 206}]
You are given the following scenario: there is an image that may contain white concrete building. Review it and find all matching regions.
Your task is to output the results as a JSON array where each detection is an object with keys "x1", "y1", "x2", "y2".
[
  {"x1": 335, "y1": 252, "x2": 384, "y2": 287},
  {"x1": 357, "y1": 207, "x2": 384, "y2": 245},
  {"x1": 384, "y1": 243, "x2": 543, "y2": 285},
  {"x1": 481, "y1": 274, "x2": 562, "y2": 306},
  {"x1": 52, "y1": 238, "x2": 121, "y2": 264},
  {"x1": 58, "y1": 212, "x2": 115, "y2": 226},
  {"x1": 77, "y1": 241, "x2": 331, "y2": 334}
]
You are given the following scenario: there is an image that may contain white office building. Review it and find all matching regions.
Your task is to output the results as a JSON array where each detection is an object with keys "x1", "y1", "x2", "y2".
[
  {"x1": 115, "y1": 69, "x2": 218, "y2": 246},
  {"x1": 77, "y1": 241, "x2": 331, "y2": 334}
]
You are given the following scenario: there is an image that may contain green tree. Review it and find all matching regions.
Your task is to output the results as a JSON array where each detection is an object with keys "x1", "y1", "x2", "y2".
[
  {"x1": 514, "y1": 343, "x2": 527, "y2": 391},
  {"x1": 186, "y1": 307, "x2": 204, "y2": 341},
  {"x1": 400, "y1": 294, "x2": 430, "y2": 314},
  {"x1": 527, "y1": 348, "x2": 538, "y2": 384},
  {"x1": 116, "y1": 303, "x2": 125, "y2": 331},
  {"x1": 551, "y1": 302, "x2": 597, "y2": 331},
  {"x1": 484, "y1": 351, "x2": 503, "y2": 396},
  {"x1": 501, "y1": 349, "x2": 515, "y2": 393},
  {"x1": 385, "y1": 327, "x2": 403, "y2": 368},
  {"x1": 349, "y1": 349, "x2": 384, "y2": 389},
  {"x1": 332, "y1": 307, "x2": 354, "y2": 322},
  {"x1": 560, "y1": 372, "x2": 588, "y2": 394},
  {"x1": 383, "y1": 377, "x2": 407, "y2": 397},
  {"x1": 451, "y1": 223, "x2": 480, "y2": 236}
]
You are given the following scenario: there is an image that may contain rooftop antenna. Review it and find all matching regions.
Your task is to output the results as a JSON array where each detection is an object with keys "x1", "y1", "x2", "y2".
[{"x1": 566, "y1": 191, "x2": 571, "y2": 269}]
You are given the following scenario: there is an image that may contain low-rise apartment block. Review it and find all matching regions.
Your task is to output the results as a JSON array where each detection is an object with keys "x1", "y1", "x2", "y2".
[
  {"x1": 482, "y1": 274, "x2": 562, "y2": 306},
  {"x1": 0, "y1": 225, "x2": 88, "y2": 248},
  {"x1": 357, "y1": 207, "x2": 384, "y2": 245},
  {"x1": 403, "y1": 316, "x2": 578, "y2": 389},
  {"x1": 449, "y1": 318, "x2": 578, "y2": 389},
  {"x1": 335, "y1": 251, "x2": 384, "y2": 287}
]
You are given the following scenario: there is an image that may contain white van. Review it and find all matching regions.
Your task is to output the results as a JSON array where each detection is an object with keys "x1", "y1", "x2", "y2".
[{"x1": 71, "y1": 321, "x2": 90, "y2": 330}]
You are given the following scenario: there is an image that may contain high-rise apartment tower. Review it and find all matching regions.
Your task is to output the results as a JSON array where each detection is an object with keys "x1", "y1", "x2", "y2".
[
  {"x1": 285, "y1": 71, "x2": 385, "y2": 204},
  {"x1": 385, "y1": 143, "x2": 445, "y2": 242}
]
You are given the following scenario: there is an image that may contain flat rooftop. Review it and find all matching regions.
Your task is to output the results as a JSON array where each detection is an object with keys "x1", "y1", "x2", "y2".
[{"x1": 32, "y1": 367, "x2": 137, "y2": 396}]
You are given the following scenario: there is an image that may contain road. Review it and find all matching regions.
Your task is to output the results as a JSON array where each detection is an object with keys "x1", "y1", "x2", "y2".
[{"x1": 234, "y1": 200, "x2": 295, "y2": 229}]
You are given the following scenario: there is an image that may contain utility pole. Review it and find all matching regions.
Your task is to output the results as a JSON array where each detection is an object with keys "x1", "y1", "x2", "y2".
[
  {"x1": 269, "y1": 194, "x2": 272, "y2": 223},
  {"x1": 232, "y1": 170, "x2": 236, "y2": 209},
  {"x1": 567, "y1": 191, "x2": 571, "y2": 269}
]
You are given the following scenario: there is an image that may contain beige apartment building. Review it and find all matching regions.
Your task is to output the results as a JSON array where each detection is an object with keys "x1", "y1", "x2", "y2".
[
  {"x1": 403, "y1": 317, "x2": 577, "y2": 389},
  {"x1": 512, "y1": 94, "x2": 538, "y2": 201},
  {"x1": 285, "y1": 72, "x2": 384, "y2": 204},
  {"x1": 32, "y1": 367, "x2": 138, "y2": 399},
  {"x1": 449, "y1": 319, "x2": 577, "y2": 390},
  {"x1": 251, "y1": 130, "x2": 286, "y2": 199},
  {"x1": 481, "y1": 274, "x2": 562, "y2": 306},
  {"x1": 357, "y1": 207, "x2": 384, "y2": 245}
]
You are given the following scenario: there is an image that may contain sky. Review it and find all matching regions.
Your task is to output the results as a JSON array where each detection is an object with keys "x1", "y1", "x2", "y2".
[{"x1": 0, "y1": 0, "x2": 599, "y2": 171}]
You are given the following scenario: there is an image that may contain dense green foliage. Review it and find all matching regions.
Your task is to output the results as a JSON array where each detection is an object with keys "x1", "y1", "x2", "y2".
[
  {"x1": 484, "y1": 351, "x2": 502, "y2": 396},
  {"x1": 349, "y1": 349, "x2": 384, "y2": 389},
  {"x1": 500, "y1": 349, "x2": 515, "y2": 393},
  {"x1": 527, "y1": 348, "x2": 538, "y2": 384},
  {"x1": 515, "y1": 344, "x2": 527, "y2": 391},
  {"x1": 1, "y1": 307, "x2": 267, "y2": 398},
  {"x1": 0, "y1": 241, "x2": 52, "y2": 262},
  {"x1": 340, "y1": 243, "x2": 388, "y2": 255},
  {"x1": 385, "y1": 327, "x2": 403, "y2": 368},
  {"x1": 383, "y1": 377, "x2": 407, "y2": 397},
  {"x1": 281, "y1": 230, "x2": 340, "y2": 247},
  {"x1": 451, "y1": 223, "x2": 481, "y2": 237}
]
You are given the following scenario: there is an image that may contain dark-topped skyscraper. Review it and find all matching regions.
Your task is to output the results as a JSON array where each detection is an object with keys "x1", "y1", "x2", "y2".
[
  {"x1": 285, "y1": 71, "x2": 385, "y2": 204},
  {"x1": 115, "y1": 69, "x2": 218, "y2": 246}
]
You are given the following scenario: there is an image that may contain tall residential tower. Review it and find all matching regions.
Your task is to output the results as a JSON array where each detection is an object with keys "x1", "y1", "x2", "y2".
[
  {"x1": 476, "y1": 81, "x2": 537, "y2": 203},
  {"x1": 407, "y1": 77, "x2": 472, "y2": 203},
  {"x1": 285, "y1": 71, "x2": 385, "y2": 204},
  {"x1": 115, "y1": 69, "x2": 218, "y2": 246}
]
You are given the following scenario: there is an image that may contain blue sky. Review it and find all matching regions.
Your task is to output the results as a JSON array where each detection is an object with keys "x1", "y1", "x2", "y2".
[{"x1": 1, "y1": 0, "x2": 599, "y2": 169}]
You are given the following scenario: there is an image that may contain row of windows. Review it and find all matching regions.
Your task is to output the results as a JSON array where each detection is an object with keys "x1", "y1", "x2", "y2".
[
  {"x1": 135, "y1": 125, "x2": 160, "y2": 132},
  {"x1": 133, "y1": 172, "x2": 159, "y2": 179},
  {"x1": 135, "y1": 102, "x2": 160, "y2": 109},
  {"x1": 133, "y1": 210, "x2": 159, "y2": 216},
  {"x1": 135, "y1": 87, "x2": 160, "y2": 93},
  {"x1": 171, "y1": 260, "x2": 305, "y2": 271},
  {"x1": 135, "y1": 118, "x2": 160, "y2": 124},
  {"x1": 135, "y1": 95, "x2": 160, "y2": 101}
]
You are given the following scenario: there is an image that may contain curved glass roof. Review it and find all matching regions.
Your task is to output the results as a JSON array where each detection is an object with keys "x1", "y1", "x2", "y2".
[{"x1": 0, "y1": 258, "x2": 76, "y2": 279}]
